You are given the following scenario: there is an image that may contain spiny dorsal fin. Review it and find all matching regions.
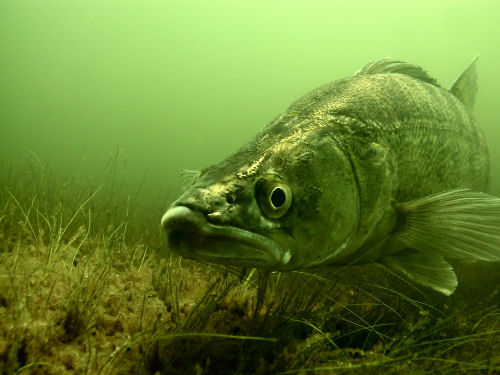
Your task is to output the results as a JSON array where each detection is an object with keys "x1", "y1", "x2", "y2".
[
  {"x1": 355, "y1": 59, "x2": 440, "y2": 87},
  {"x1": 450, "y1": 56, "x2": 478, "y2": 111}
]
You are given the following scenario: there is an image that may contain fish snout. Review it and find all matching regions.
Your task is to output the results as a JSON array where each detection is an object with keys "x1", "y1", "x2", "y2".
[
  {"x1": 171, "y1": 186, "x2": 230, "y2": 218},
  {"x1": 161, "y1": 206, "x2": 207, "y2": 250}
]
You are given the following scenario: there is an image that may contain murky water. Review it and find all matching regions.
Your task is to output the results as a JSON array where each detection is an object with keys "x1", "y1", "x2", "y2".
[{"x1": 1, "y1": 0, "x2": 499, "y2": 202}]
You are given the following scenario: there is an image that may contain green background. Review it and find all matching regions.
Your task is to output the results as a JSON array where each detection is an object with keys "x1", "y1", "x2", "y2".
[{"x1": 1, "y1": 0, "x2": 499, "y2": 208}]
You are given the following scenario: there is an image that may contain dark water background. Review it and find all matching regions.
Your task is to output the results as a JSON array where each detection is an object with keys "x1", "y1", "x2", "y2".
[{"x1": 1, "y1": 0, "x2": 499, "y2": 207}]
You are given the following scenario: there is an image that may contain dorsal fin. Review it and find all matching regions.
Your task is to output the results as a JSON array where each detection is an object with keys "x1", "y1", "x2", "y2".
[
  {"x1": 450, "y1": 56, "x2": 478, "y2": 111},
  {"x1": 355, "y1": 59, "x2": 440, "y2": 87}
]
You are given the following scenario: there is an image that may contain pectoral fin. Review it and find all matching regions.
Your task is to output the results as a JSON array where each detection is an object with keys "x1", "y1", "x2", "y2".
[
  {"x1": 383, "y1": 249, "x2": 458, "y2": 295},
  {"x1": 395, "y1": 189, "x2": 500, "y2": 262}
]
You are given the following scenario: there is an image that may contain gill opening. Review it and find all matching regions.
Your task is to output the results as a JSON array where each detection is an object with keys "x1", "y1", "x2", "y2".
[{"x1": 332, "y1": 136, "x2": 362, "y2": 235}]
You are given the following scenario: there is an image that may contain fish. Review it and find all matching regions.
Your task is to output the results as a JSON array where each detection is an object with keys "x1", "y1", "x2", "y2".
[{"x1": 161, "y1": 58, "x2": 500, "y2": 295}]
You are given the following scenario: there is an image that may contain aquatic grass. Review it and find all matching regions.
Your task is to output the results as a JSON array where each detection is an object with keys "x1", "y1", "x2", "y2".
[
  {"x1": 14, "y1": 361, "x2": 59, "y2": 374},
  {"x1": 156, "y1": 332, "x2": 279, "y2": 341},
  {"x1": 5, "y1": 191, "x2": 41, "y2": 253},
  {"x1": 273, "y1": 270, "x2": 499, "y2": 373},
  {"x1": 275, "y1": 321, "x2": 500, "y2": 374},
  {"x1": 0, "y1": 262, "x2": 28, "y2": 373},
  {"x1": 69, "y1": 211, "x2": 93, "y2": 267},
  {"x1": 0, "y1": 152, "x2": 164, "y2": 374},
  {"x1": 149, "y1": 265, "x2": 334, "y2": 373},
  {"x1": 291, "y1": 317, "x2": 347, "y2": 358},
  {"x1": 0, "y1": 210, "x2": 164, "y2": 374},
  {"x1": 3, "y1": 187, "x2": 101, "y2": 267},
  {"x1": 0, "y1": 199, "x2": 8, "y2": 225},
  {"x1": 60, "y1": 260, "x2": 111, "y2": 342},
  {"x1": 128, "y1": 242, "x2": 150, "y2": 271}
]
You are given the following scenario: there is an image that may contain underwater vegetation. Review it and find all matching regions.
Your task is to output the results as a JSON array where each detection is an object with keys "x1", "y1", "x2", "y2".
[{"x1": 0, "y1": 155, "x2": 499, "y2": 374}]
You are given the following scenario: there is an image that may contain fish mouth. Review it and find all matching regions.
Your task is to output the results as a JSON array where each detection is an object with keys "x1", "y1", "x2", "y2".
[{"x1": 161, "y1": 205, "x2": 288, "y2": 267}]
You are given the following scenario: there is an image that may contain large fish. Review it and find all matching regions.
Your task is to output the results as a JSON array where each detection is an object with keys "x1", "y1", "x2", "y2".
[{"x1": 161, "y1": 58, "x2": 500, "y2": 295}]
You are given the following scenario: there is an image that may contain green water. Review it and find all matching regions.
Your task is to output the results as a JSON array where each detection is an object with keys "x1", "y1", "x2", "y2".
[{"x1": 1, "y1": 0, "x2": 500, "y2": 205}]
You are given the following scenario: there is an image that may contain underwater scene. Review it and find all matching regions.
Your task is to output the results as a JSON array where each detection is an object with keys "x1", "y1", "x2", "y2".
[{"x1": 1, "y1": 0, "x2": 500, "y2": 374}]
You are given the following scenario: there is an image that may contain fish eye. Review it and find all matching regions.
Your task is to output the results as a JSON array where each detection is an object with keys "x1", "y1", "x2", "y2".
[
  {"x1": 255, "y1": 176, "x2": 292, "y2": 218},
  {"x1": 270, "y1": 187, "x2": 286, "y2": 208}
]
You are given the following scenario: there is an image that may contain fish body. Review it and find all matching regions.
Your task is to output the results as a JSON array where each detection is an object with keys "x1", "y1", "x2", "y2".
[{"x1": 162, "y1": 58, "x2": 500, "y2": 295}]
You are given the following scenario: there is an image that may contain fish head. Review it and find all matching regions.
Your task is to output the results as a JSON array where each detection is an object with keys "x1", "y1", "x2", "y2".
[{"x1": 161, "y1": 122, "x2": 360, "y2": 270}]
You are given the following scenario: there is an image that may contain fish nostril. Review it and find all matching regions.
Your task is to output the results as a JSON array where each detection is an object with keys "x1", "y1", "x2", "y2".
[{"x1": 225, "y1": 193, "x2": 236, "y2": 204}]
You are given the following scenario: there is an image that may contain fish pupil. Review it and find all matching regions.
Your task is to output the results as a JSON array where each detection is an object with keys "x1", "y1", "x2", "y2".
[{"x1": 271, "y1": 187, "x2": 286, "y2": 208}]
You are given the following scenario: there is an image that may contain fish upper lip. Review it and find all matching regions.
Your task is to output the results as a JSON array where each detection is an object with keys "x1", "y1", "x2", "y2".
[{"x1": 161, "y1": 205, "x2": 286, "y2": 265}]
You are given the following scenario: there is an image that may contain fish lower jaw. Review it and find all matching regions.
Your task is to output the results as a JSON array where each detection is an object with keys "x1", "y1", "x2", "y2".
[
  {"x1": 162, "y1": 205, "x2": 289, "y2": 268},
  {"x1": 173, "y1": 241, "x2": 272, "y2": 267},
  {"x1": 167, "y1": 230, "x2": 287, "y2": 268}
]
